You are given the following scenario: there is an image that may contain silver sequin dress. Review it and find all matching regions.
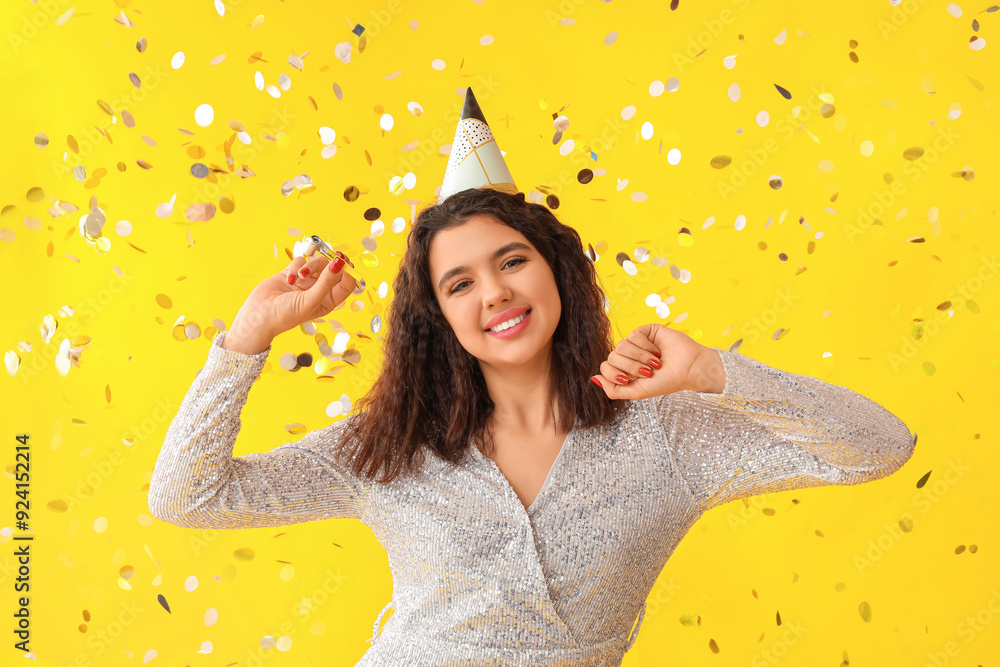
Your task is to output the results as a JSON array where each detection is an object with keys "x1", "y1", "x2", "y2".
[{"x1": 149, "y1": 330, "x2": 916, "y2": 666}]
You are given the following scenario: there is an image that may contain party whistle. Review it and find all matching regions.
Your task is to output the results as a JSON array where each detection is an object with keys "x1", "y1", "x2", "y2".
[{"x1": 301, "y1": 234, "x2": 363, "y2": 285}]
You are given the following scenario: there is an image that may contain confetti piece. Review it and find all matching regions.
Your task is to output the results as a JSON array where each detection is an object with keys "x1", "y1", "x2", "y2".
[
  {"x1": 186, "y1": 203, "x2": 216, "y2": 222},
  {"x1": 155, "y1": 193, "x2": 176, "y2": 218},
  {"x1": 774, "y1": 83, "x2": 792, "y2": 99},
  {"x1": 334, "y1": 42, "x2": 352, "y2": 64},
  {"x1": 171, "y1": 51, "x2": 185, "y2": 69},
  {"x1": 194, "y1": 104, "x2": 214, "y2": 127},
  {"x1": 727, "y1": 82, "x2": 741, "y2": 102},
  {"x1": 157, "y1": 594, "x2": 171, "y2": 613},
  {"x1": 54, "y1": 7, "x2": 75, "y2": 26},
  {"x1": 250, "y1": 14, "x2": 265, "y2": 30}
]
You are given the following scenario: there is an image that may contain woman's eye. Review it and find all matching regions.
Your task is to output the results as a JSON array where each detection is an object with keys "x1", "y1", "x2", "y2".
[{"x1": 449, "y1": 257, "x2": 526, "y2": 294}]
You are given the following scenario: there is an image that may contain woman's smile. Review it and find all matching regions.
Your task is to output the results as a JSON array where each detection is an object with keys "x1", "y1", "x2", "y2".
[{"x1": 485, "y1": 308, "x2": 532, "y2": 338}]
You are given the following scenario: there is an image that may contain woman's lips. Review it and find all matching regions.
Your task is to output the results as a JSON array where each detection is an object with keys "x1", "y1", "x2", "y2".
[{"x1": 485, "y1": 309, "x2": 532, "y2": 338}]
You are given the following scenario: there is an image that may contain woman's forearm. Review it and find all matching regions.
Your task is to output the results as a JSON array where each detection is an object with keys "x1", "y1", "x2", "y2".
[{"x1": 221, "y1": 308, "x2": 274, "y2": 356}]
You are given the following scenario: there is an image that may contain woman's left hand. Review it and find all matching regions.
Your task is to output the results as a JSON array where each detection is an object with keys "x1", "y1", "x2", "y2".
[{"x1": 591, "y1": 323, "x2": 709, "y2": 400}]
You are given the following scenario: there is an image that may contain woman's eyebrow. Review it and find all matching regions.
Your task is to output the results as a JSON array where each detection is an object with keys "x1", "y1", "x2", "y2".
[{"x1": 437, "y1": 241, "x2": 532, "y2": 292}]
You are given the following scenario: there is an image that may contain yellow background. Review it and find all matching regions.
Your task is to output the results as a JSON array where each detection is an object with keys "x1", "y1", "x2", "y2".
[{"x1": 1, "y1": 0, "x2": 998, "y2": 664}]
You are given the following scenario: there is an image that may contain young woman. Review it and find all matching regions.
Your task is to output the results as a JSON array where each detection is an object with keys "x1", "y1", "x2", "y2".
[
  {"x1": 150, "y1": 87, "x2": 916, "y2": 664},
  {"x1": 148, "y1": 187, "x2": 916, "y2": 666}
]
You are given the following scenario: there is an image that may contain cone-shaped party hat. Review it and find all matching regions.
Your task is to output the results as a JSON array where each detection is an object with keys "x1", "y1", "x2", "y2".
[{"x1": 437, "y1": 88, "x2": 517, "y2": 203}]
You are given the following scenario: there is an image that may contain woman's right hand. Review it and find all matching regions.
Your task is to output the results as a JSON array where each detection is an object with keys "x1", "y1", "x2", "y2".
[{"x1": 222, "y1": 251, "x2": 358, "y2": 355}]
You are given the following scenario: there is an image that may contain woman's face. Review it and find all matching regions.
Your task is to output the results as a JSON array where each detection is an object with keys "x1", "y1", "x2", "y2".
[{"x1": 429, "y1": 213, "x2": 562, "y2": 370}]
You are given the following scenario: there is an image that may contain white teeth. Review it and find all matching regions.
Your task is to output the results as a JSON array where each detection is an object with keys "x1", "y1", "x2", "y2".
[{"x1": 489, "y1": 311, "x2": 527, "y2": 332}]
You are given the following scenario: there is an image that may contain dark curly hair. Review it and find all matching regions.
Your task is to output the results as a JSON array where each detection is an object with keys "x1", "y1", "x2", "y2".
[{"x1": 336, "y1": 187, "x2": 628, "y2": 483}]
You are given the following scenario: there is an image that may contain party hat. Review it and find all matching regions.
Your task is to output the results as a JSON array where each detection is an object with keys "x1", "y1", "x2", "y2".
[{"x1": 437, "y1": 88, "x2": 517, "y2": 202}]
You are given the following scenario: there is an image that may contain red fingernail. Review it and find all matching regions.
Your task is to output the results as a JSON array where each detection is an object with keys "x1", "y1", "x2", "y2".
[
  {"x1": 329, "y1": 257, "x2": 345, "y2": 273},
  {"x1": 652, "y1": 351, "x2": 661, "y2": 358},
  {"x1": 590, "y1": 376, "x2": 602, "y2": 388},
  {"x1": 638, "y1": 367, "x2": 652, "y2": 378},
  {"x1": 615, "y1": 375, "x2": 629, "y2": 384},
  {"x1": 299, "y1": 267, "x2": 311, "y2": 278},
  {"x1": 648, "y1": 358, "x2": 660, "y2": 369},
  {"x1": 287, "y1": 273, "x2": 297, "y2": 285}
]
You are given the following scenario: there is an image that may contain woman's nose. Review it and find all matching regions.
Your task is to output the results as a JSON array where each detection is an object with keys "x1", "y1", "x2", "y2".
[{"x1": 482, "y1": 282, "x2": 512, "y2": 308}]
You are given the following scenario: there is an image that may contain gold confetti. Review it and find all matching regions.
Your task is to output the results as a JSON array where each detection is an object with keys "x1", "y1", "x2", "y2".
[
  {"x1": 679, "y1": 612, "x2": 701, "y2": 626},
  {"x1": 859, "y1": 601, "x2": 872, "y2": 623}
]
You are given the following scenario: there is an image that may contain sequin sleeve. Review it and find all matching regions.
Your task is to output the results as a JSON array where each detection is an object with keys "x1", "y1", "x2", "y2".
[
  {"x1": 659, "y1": 348, "x2": 917, "y2": 513},
  {"x1": 148, "y1": 330, "x2": 370, "y2": 528}
]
